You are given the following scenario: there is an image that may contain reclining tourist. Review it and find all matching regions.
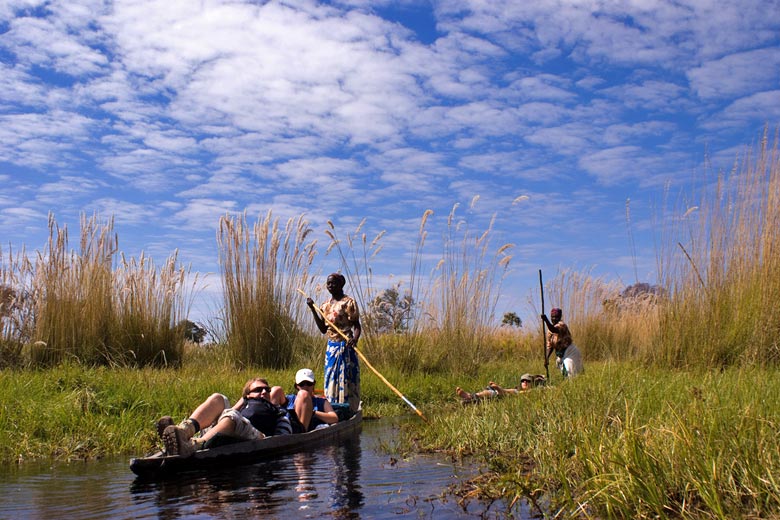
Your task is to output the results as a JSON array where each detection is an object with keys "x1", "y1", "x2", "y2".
[
  {"x1": 158, "y1": 376, "x2": 292, "y2": 458},
  {"x1": 456, "y1": 373, "x2": 546, "y2": 404}
]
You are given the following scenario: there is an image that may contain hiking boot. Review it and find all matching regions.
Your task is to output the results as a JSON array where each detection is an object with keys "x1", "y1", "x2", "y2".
[
  {"x1": 176, "y1": 418, "x2": 197, "y2": 439},
  {"x1": 156, "y1": 416, "x2": 174, "y2": 439},
  {"x1": 163, "y1": 424, "x2": 196, "y2": 458}
]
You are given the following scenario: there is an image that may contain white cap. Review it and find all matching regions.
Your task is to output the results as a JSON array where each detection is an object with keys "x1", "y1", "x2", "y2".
[{"x1": 295, "y1": 368, "x2": 315, "y2": 385}]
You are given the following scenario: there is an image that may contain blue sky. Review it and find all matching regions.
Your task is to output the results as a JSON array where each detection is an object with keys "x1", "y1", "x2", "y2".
[{"x1": 2, "y1": 0, "x2": 779, "y2": 326}]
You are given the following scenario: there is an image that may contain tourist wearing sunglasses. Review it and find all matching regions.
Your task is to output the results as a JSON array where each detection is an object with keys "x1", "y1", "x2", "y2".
[{"x1": 158, "y1": 377, "x2": 292, "y2": 458}]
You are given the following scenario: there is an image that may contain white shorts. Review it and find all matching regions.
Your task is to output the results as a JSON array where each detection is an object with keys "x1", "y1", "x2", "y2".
[{"x1": 557, "y1": 344, "x2": 584, "y2": 377}]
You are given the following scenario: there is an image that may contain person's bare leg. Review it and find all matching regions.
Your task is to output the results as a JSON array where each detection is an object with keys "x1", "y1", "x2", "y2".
[
  {"x1": 269, "y1": 386, "x2": 286, "y2": 406},
  {"x1": 189, "y1": 393, "x2": 230, "y2": 429},
  {"x1": 488, "y1": 382, "x2": 506, "y2": 396},
  {"x1": 294, "y1": 390, "x2": 314, "y2": 431},
  {"x1": 455, "y1": 387, "x2": 472, "y2": 400},
  {"x1": 164, "y1": 393, "x2": 228, "y2": 456}
]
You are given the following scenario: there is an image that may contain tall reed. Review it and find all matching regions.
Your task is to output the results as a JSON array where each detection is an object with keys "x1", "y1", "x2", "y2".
[
  {"x1": 325, "y1": 201, "x2": 514, "y2": 375},
  {"x1": 29, "y1": 214, "x2": 118, "y2": 366},
  {"x1": 113, "y1": 251, "x2": 193, "y2": 366},
  {"x1": 3, "y1": 213, "x2": 191, "y2": 367},
  {"x1": 655, "y1": 127, "x2": 780, "y2": 367},
  {"x1": 217, "y1": 211, "x2": 316, "y2": 368},
  {"x1": 418, "y1": 201, "x2": 514, "y2": 374}
]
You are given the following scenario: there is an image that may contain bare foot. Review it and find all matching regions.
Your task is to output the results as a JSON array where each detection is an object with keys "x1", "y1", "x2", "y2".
[{"x1": 455, "y1": 387, "x2": 472, "y2": 400}]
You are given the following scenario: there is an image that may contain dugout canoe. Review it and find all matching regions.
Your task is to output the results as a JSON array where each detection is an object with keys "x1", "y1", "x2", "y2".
[{"x1": 130, "y1": 407, "x2": 362, "y2": 479}]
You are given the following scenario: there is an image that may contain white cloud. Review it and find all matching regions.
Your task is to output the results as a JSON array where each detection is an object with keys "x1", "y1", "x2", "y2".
[
  {"x1": 579, "y1": 145, "x2": 680, "y2": 186},
  {"x1": 172, "y1": 197, "x2": 240, "y2": 231},
  {"x1": 3, "y1": 11, "x2": 108, "y2": 75},
  {"x1": 717, "y1": 90, "x2": 780, "y2": 126},
  {"x1": 601, "y1": 79, "x2": 689, "y2": 112},
  {"x1": 89, "y1": 198, "x2": 162, "y2": 226},
  {"x1": 0, "y1": 110, "x2": 94, "y2": 168},
  {"x1": 689, "y1": 48, "x2": 780, "y2": 100}
]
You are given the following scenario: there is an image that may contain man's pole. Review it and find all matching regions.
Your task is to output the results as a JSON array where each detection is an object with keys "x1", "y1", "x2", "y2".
[{"x1": 539, "y1": 269, "x2": 550, "y2": 381}]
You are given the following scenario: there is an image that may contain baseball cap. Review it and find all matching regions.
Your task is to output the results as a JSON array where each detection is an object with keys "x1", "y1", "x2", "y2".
[{"x1": 295, "y1": 368, "x2": 316, "y2": 385}]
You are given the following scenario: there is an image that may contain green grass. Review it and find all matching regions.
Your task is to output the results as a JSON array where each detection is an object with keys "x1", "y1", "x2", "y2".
[
  {"x1": 404, "y1": 363, "x2": 780, "y2": 519},
  {"x1": 0, "y1": 354, "x2": 441, "y2": 463},
  {"x1": 2, "y1": 357, "x2": 779, "y2": 518}
]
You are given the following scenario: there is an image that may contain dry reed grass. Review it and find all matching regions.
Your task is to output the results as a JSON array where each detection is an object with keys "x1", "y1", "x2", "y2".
[
  {"x1": 1, "y1": 213, "x2": 192, "y2": 367},
  {"x1": 325, "y1": 202, "x2": 515, "y2": 375},
  {"x1": 533, "y1": 128, "x2": 780, "y2": 370},
  {"x1": 654, "y1": 126, "x2": 780, "y2": 367},
  {"x1": 217, "y1": 211, "x2": 317, "y2": 368}
]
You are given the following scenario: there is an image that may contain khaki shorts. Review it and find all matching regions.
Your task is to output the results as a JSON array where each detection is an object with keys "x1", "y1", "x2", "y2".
[
  {"x1": 199, "y1": 395, "x2": 263, "y2": 441},
  {"x1": 218, "y1": 409, "x2": 263, "y2": 440}
]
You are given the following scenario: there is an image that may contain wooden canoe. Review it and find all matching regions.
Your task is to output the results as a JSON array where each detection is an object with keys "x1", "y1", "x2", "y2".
[{"x1": 130, "y1": 407, "x2": 362, "y2": 479}]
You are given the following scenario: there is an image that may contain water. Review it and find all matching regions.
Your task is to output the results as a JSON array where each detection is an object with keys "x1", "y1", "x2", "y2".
[{"x1": 0, "y1": 419, "x2": 527, "y2": 519}]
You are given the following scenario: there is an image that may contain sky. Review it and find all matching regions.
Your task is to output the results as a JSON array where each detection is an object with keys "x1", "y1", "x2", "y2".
[{"x1": 2, "y1": 0, "x2": 779, "y2": 327}]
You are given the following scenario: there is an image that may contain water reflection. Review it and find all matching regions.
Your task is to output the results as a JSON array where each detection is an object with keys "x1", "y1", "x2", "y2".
[
  {"x1": 131, "y1": 437, "x2": 364, "y2": 519},
  {"x1": 131, "y1": 435, "x2": 363, "y2": 518},
  {"x1": 0, "y1": 419, "x2": 527, "y2": 519}
]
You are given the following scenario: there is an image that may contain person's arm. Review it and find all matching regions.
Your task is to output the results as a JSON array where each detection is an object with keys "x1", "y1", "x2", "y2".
[
  {"x1": 542, "y1": 314, "x2": 554, "y2": 366},
  {"x1": 488, "y1": 382, "x2": 519, "y2": 396},
  {"x1": 345, "y1": 298, "x2": 361, "y2": 348},
  {"x1": 316, "y1": 399, "x2": 339, "y2": 424},
  {"x1": 307, "y1": 298, "x2": 328, "y2": 334},
  {"x1": 347, "y1": 317, "x2": 361, "y2": 348},
  {"x1": 541, "y1": 314, "x2": 562, "y2": 334}
]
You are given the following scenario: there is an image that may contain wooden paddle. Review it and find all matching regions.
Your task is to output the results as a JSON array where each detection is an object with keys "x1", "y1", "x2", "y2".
[{"x1": 298, "y1": 289, "x2": 428, "y2": 422}]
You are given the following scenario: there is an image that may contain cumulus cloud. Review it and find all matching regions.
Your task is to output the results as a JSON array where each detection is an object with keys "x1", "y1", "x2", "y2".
[{"x1": 1, "y1": 0, "x2": 778, "y2": 322}]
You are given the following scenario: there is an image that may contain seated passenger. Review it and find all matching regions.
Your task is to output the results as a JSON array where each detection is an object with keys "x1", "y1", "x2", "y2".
[
  {"x1": 283, "y1": 368, "x2": 339, "y2": 433},
  {"x1": 158, "y1": 377, "x2": 291, "y2": 458}
]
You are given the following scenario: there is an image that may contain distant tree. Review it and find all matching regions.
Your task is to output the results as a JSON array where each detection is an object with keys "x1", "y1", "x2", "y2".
[
  {"x1": 501, "y1": 311, "x2": 522, "y2": 328},
  {"x1": 366, "y1": 285, "x2": 414, "y2": 334},
  {"x1": 178, "y1": 319, "x2": 207, "y2": 344},
  {"x1": 602, "y1": 282, "x2": 666, "y2": 315}
]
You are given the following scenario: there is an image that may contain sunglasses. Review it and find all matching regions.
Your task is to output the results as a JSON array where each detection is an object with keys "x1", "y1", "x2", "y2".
[
  {"x1": 248, "y1": 386, "x2": 271, "y2": 394},
  {"x1": 297, "y1": 381, "x2": 314, "y2": 387}
]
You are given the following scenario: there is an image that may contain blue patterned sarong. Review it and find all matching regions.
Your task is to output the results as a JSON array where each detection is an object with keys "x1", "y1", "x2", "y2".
[{"x1": 324, "y1": 339, "x2": 360, "y2": 412}]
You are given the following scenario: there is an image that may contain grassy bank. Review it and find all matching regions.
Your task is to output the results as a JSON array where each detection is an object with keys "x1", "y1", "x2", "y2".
[
  {"x1": 406, "y1": 363, "x2": 780, "y2": 519},
  {"x1": 0, "y1": 355, "x2": 453, "y2": 464},
  {"x1": 3, "y1": 360, "x2": 778, "y2": 518}
]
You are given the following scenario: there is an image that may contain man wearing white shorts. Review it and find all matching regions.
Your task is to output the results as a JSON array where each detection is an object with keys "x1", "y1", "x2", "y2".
[{"x1": 542, "y1": 308, "x2": 584, "y2": 378}]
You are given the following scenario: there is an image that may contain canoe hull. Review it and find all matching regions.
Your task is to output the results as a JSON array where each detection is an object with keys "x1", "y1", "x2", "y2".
[{"x1": 130, "y1": 408, "x2": 362, "y2": 478}]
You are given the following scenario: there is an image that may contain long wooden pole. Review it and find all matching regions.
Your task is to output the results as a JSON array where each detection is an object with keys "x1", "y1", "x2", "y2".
[
  {"x1": 539, "y1": 269, "x2": 550, "y2": 382},
  {"x1": 298, "y1": 289, "x2": 428, "y2": 422}
]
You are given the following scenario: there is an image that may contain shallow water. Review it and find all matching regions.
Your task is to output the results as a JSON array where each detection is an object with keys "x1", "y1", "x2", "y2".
[{"x1": 0, "y1": 419, "x2": 528, "y2": 519}]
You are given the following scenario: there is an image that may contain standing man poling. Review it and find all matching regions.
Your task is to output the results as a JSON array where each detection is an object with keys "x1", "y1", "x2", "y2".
[
  {"x1": 541, "y1": 307, "x2": 584, "y2": 377},
  {"x1": 306, "y1": 273, "x2": 362, "y2": 412}
]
